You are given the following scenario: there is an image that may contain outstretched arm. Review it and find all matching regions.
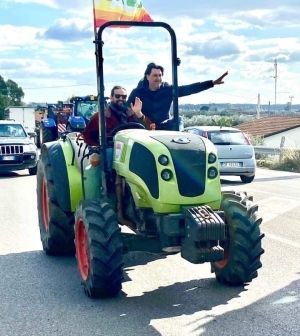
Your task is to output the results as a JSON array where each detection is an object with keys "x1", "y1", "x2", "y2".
[{"x1": 178, "y1": 71, "x2": 229, "y2": 97}]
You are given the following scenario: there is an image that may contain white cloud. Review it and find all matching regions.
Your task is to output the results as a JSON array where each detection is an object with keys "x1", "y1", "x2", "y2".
[
  {"x1": 1, "y1": 1, "x2": 300, "y2": 105},
  {"x1": 37, "y1": 18, "x2": 94, "y2": 41}
]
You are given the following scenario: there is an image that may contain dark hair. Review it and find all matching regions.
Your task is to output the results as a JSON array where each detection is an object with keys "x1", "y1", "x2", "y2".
[
  {"x1": 111, "y1": 85, "x2": 126, "y2": 96},
  {"x1": 144, "y1": 62, "x2": 164, "y2": 77}
]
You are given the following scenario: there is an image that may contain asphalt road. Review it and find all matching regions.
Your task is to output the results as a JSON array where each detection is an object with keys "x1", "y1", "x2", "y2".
[{"x1": 0, "y1": 168, "x2": 299, "y2": 336}]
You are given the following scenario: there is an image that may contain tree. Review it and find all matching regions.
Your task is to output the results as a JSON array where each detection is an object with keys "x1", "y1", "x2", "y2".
[
  {"x1": 6, "y1": 79, "x2": 24, "y2": 105},
  {"x1": 0, "y1": 76, "x2": 25, "y2": 119},
  {"x1": 0, "y1": 93, "x2": 11, "y2": 119},
  {"x1": 0, "y1": 75, "x2": 8, "y2": 96}
]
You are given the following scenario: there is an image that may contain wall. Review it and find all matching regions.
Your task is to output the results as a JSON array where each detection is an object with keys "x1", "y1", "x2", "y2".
[{"x1": 264, "y1": 127, "x2": 300, "y2": 148}]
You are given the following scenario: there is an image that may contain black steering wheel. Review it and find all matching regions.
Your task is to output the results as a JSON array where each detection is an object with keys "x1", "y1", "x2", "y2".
[{"x1": 110, "y1": 122, "x2": 146, "y2": 137}]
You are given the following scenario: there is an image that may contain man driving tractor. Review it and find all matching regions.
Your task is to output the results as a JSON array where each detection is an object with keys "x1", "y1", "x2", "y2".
[
  {"x1": 81, "y1": 85, "x2": 151, "y2": 230},
  {"x1": 81, "y1": 85, "x2": 151, "y2": 146}
]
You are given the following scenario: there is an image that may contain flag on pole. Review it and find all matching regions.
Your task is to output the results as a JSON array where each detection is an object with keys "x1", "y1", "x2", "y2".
[{"x1": 93, "y1": 0, "x2": 153, "y2": 28}]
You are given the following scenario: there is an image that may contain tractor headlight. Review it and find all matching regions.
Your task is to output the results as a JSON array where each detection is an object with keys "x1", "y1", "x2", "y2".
[
  {"x1": 161, "y1": 169, "x2": 173, "y2": 181},
  {"x1": 158, "y1": 155, "x2": 169, "y2": 166},
  {"x1": 208, "y1": 153, "x2": 217, "y2": 164},
  {"x1": 208, "y1": 167, "x2": 218, "y2": 179}
]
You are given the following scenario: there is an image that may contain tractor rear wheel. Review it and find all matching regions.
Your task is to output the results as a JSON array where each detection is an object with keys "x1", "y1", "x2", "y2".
[
  {"x1": 75, "y1": 200, "x2": 124, "y2": 298},
  {"x1": 211, "y1": 191, "x2": 264, "y2": 285},
  {"x1": 37, "y1": 151, "x2": 75, "y2": 255},
  {"x1": 40, "y1": 125, "x2": 53, "y2": 145}
]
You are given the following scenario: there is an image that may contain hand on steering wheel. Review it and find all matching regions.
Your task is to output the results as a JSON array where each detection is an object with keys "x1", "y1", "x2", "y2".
[{"x1": 110, "y1": 122, "x2": 146, "y2": 137}]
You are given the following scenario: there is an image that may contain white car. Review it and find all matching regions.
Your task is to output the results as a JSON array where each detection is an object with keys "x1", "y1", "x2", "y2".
[
  {"x1": 0, "y1": 120, "x2": 38, "y2": 175},
  {"x1": 183, "y1": 126, "x2": 256, "y2": 183}
]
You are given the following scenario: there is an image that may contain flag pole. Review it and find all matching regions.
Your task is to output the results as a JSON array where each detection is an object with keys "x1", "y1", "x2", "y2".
[{"x1": 92, "y1": 0, "x2": 102, "y2": 137}]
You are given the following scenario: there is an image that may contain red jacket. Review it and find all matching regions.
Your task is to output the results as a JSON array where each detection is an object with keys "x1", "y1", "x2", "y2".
[{"x1": 81, "y1": 106, "x2": 152, "y2": 146}]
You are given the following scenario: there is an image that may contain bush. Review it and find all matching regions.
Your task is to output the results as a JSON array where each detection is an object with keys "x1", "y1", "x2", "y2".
[
  {"x1": 272, "y1": 149, "x2": 300, "y2": 172},
  {"x1": 182, "y1": 114, "x2": 254, "y2": 127}
]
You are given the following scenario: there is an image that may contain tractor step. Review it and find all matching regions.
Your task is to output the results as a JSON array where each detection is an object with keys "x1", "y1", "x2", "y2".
[{"x1": 181, "y1": 205, "x2": 226, "y2": 264}]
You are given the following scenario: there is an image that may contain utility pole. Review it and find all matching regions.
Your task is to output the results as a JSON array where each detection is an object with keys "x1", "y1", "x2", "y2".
[
  {"x1": 256, "y1": 94, "x2": 261, "y2": 119},
  {"x1": 271, "y1": 60, "x2": 278, "y2": 112},
  {"x1": 289, "y1": 95, "x2": 294, "y2": 111}
]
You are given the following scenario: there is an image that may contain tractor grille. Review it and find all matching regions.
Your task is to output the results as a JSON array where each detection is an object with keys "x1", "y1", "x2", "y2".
[
  {"x1": 0, "y1": 145, "x2": 24, "y2": 155},
  {"x1": 129, "y1": 142, "x2": 159, "y2": 199},
  {"x1": 150, "y1": 134, "x2": 206, "y2": 197}
]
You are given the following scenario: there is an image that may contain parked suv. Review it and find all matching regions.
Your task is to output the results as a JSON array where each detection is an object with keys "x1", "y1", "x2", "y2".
[
  {"x1": 0, "y1": 120, "x2": 38, "y2": 175},
  {"x1": 183, "y1": 126, "x2": 256, "y2": 183}
]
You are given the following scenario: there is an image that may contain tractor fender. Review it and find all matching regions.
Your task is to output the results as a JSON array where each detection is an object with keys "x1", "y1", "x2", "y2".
[
  {"x1": 41, "y1": 118, "x2": 56, "y2": 128},
  {"x1": 68, "y1": 116, "x2": 86, "y2": 129},
  {"x1": 41, "y1": 142, "x2": 71, "y2": 212}
]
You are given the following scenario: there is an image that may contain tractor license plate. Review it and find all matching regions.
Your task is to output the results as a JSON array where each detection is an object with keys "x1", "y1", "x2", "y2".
[
  {"x1": 221, "y1": 162, "x2": 242, "y2": 167},
  {"x1": 2, "y1": 156, "x2": 15, "y2": 161}
]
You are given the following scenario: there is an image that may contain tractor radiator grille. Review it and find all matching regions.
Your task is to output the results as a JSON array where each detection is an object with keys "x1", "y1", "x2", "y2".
[
  {"x1": 150, "y1": 134, "x2": 206, "y2": 197},
  {"x1": 0, "y1": 145, "x2": 24, "y2": 155},
  {"x1": 129, "y1": 142, "x2": 159, "y2": 199}
]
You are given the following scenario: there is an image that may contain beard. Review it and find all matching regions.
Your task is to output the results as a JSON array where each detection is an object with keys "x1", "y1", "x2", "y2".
[{"x1": 110, "y1": 101, "x2": 128, "y2": 113}]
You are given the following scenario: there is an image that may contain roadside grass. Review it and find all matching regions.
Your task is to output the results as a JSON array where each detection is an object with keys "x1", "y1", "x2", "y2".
[
  {"x1": 257, "y1": 149, "x2": 300, "y2": 173},
  {"x1": 246, "y1": 134, "x2": 300, "y2": 173}
]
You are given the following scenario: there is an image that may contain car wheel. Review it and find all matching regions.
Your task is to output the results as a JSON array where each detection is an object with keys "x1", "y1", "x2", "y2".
[
  {"x1": 240, "y1": 175, "x2": 255, "y2": 183},
  {"x1": 29, "y1": 165, "x2": 38, "y2": 175}
]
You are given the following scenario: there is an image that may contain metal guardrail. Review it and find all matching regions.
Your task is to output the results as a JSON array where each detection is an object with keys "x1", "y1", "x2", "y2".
[{"x1": 254, "y1": 146, "x2": 300, "y2": 155}]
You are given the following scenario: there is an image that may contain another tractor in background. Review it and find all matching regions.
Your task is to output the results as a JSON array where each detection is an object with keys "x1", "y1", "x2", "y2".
[{"x1": 69, "y1": 94, "x2": 98, "y2": 127}]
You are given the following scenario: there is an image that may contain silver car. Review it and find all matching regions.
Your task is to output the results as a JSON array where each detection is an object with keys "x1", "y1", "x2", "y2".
[{"x1": 183, "y1": 126, "x2": 256, "y2": 183}]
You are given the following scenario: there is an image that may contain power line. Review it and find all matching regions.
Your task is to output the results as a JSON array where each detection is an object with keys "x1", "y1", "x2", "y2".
[
  {"x1": 0, "y1": 77, "x2": 142, "y2": 91},
  {"x1": 0, "y1": 77, "x2": 276, "y2": 104}
]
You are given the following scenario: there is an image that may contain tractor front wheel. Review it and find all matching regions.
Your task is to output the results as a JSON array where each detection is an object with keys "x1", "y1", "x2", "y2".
[
  {"x1": 75, "y1": 200, "x2": 124, "y2": 298},
  {"x1": 211, "y1": 191, "x2": 264, "y2": 285},
  {"x1": 37, "y1": 151, "x2": 75, "y2": 255}
]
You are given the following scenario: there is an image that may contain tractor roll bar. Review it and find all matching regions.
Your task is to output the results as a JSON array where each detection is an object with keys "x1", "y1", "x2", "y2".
[{"x1": 95, "y1": 21, "x2": 180, "y2": 173}]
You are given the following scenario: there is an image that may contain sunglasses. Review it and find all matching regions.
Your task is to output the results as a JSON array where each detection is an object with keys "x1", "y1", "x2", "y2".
[{"x1": 114, "y1": 94, "x2": 127, "y2": 99}]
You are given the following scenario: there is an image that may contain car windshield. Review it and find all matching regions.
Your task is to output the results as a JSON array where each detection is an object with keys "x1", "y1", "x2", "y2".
[
  {"x1": 0, "y1": 124, "x2": 26, "y2": 138},
  {"x1": 208, "y1": 130, "x2": 248, "y2": 145},
  {"x1": 77, "y1": 101, "x2": 98, "y2": 119}
]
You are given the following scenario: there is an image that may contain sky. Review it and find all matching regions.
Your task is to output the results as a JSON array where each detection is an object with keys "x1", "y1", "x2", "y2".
[{"x1": 0, "y1": 0, "x2": 299, "y2": 107}]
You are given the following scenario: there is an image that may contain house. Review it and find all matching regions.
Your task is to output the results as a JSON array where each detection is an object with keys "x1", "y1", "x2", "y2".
[{"x1": 236, "y1": 116, "x2": 300, "y2": 148}]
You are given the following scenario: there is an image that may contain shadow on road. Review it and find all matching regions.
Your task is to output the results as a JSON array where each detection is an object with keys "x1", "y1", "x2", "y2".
[
  {"x1": 189, "y1": 277, "x2": 300, "y2": 335},
  {"x1": 0, "y1": 250, "x2": 247, "y2": 336},
  {"x1": 0, "y1": 171, "x2": 25, "y2": 179},
  {"x1": 251, "y1": 175, "x2": 300, "y2": 183}
]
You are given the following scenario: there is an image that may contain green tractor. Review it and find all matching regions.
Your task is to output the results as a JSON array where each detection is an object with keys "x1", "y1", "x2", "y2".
[{"x1": 36, "y1": 21, "x2": 264, "y2": 298}]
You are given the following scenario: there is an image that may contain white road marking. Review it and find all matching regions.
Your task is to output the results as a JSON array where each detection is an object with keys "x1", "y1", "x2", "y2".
[
  {"x1": 264, "y1": 232, "x2": 300, "y2": 250},
  {"x1": 245, "y1": 188, "x2": 300, "y2": 201},
  {"x1": 256, "y1": 196, "x2": 300, "y2": 225}
]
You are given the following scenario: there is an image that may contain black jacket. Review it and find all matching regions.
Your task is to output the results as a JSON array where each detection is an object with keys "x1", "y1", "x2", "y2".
[{"x1": 127, "y1": 79, "x2": 214, "y2": 125}]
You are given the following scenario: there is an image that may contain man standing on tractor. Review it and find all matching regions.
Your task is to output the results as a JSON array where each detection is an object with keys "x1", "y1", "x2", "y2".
[{"x1": 127, "y1": 62, "x2": 229, "y2": 131}]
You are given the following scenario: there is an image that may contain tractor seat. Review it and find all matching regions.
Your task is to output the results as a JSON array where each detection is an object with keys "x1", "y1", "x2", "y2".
[{"x1": 67, "y1": 133, "x2": 90, "y2": 172}]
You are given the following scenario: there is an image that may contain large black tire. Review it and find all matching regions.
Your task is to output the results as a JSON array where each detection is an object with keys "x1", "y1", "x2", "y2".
[
  {"x1": 40, "y1": 125, "x2": 54, "y2": 145},
  {"x1": 75, "y1": 200, "x2": 124, "y2": 298},
  {"x1": 211, "y1": 191, "x2": 264, "y2": 285},
  {"x1": 37, "y1": 151, "x2": 75, "y2": 255}
]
